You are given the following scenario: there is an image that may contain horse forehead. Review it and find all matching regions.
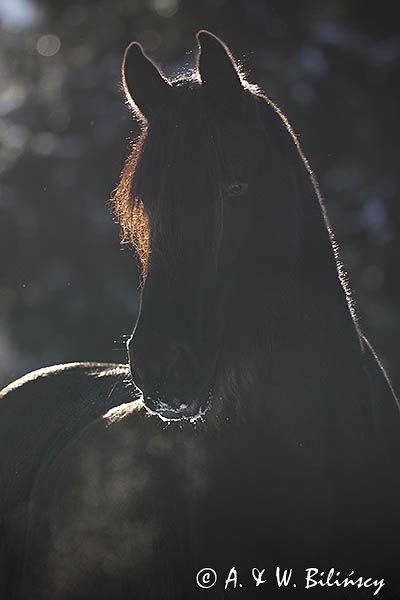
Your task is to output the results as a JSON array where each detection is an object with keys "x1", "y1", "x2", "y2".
[
  {"x1": 170, "y1": 110, "x2": 253, "y2": 172},
  {"x1": 168, "y1": 86, "x2": 249, "y2": 143}
]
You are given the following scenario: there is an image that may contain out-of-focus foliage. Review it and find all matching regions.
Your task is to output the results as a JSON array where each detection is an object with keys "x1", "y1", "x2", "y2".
[{"x1": 0, "y1": 0, "x2": 399, "y2": 388}]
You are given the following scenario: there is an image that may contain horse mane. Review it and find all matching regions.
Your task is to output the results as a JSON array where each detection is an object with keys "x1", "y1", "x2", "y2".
[{"x1": 112, "y1": 131, "x2": 150, "y2": 282}]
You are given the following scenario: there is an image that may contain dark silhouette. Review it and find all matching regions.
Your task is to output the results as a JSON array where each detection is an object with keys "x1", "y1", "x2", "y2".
[{"x1": 1, "y1": 31, "x2": 399, "y2": 599}]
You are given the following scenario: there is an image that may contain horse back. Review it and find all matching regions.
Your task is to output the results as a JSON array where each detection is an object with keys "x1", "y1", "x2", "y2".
[
  {"x1": 17, "y1": 404, "x2": 206, "y2": 599},
  {"x1": 0, "y1": 362, "x2": 131, "y2": 598}
]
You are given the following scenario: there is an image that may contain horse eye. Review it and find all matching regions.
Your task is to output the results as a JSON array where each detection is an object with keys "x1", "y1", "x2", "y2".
[{"x1": 225, "y1": 181, "x2": 248, "y2": 197}]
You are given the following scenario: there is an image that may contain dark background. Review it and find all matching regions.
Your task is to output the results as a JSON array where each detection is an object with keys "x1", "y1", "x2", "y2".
[{"x1": 0, "y1": 0, "x2": 399, "y2": 389}]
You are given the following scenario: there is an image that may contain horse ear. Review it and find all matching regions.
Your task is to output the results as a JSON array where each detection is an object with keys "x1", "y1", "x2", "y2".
[
  {"x1": 197, "y1": 30, "x2": 243, "y2": 102},
  {"x1": 122, "y1": 41, "x2": 171, "y2": 120}
]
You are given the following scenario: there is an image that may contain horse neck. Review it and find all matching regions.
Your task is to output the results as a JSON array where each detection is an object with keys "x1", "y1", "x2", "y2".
[{"x1": 215, "y1": 206, "x2": 367, "y2": 427}]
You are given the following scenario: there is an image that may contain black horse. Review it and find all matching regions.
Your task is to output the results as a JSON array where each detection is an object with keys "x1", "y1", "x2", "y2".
[{"x1": 1, "y1": 31, "x2": 399, "y2": 599}]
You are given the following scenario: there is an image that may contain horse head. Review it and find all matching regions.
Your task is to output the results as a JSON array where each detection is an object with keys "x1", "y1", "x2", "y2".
[{"x1": 114, "y1": 31, "x2": 333, "y2": 423}]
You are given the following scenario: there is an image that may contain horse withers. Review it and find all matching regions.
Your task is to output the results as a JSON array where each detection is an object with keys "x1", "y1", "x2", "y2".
[{"x1": 1, "y1": 31, "x2": 399, "y2": 599}]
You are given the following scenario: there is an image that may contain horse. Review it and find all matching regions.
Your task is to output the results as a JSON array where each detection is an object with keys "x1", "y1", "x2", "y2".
[{"x1": 0, "y1": 30, "x2": 399, "y2": 599}]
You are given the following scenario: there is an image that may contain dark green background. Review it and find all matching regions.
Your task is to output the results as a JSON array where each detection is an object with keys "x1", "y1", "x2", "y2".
[{"x1": 0, "y1": 0, "x2": 399, "y2": 389}]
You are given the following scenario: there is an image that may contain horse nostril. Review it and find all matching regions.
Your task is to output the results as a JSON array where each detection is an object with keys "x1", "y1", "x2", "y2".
[
  {"x1": 165, "y1": 354, "x2": 195, "y2": 389},
  {"x1": 174, "y1": 345, "x2": 197, "y2": 372},
  {"x1": 170, "y1": 368, "x2": 181, "y2": 382},
  {"x1": 129, "y1": 341, "x2": 199, "y2": 410}
]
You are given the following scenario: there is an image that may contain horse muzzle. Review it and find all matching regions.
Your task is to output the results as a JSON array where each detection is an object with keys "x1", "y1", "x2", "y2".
[{"x1": 127, "y1": 323, "x2": 221, "y2": 422}]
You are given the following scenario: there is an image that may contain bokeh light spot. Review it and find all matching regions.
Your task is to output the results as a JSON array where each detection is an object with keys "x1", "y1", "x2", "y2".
[
  {"x1": 36, "y1": 34, "x2": 61, "y2": 57},
  {"x1": 148, "y1": 0, "x2": 179, "y2": 18}
]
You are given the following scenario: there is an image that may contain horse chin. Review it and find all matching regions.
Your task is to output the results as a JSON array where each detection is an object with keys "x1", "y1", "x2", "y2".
[{"x1": 139, "y1": 388, "x2": 213, "y2": 424}]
